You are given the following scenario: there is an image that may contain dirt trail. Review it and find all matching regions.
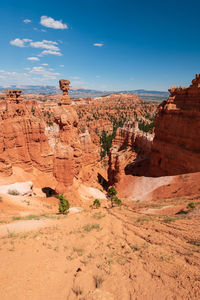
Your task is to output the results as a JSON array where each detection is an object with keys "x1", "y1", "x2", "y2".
[{"x1": 0, "y1": 201, "x2": 200, "y2": 300}]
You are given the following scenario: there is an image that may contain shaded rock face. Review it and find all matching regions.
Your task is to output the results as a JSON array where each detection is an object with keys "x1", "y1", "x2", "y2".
[
  {"x1": 150, "y1": 74, "x2": 200, "y2": 176},
  {"x1": 108, "y1": 123, "x2": 154, "y2": 185},
  {"x1": 108, "y1": 146, "x2": 127, "y2": 185},
  {"x1": 112, "y1": 122, "x2": 153, "y2": 154}
]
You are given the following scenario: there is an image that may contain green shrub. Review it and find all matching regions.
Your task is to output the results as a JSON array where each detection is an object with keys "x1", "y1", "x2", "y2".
[
  {"x1": 114, "y1": 196, "x2": 122, "y2": 206},
  {"x1": 188, "y1": 202, "x2": 195, "y2": 209},
  {"x1": 92, "y1": 199, "x2": 101, "y2": 209},
  {"x1": 107, "y1": 186, "x2": 121, "y2": 207},
  {"x1": 138, "y1": 119, "x2": 155, "y2": 133},
  {"x1": 56, "y1": 194, "x2": 70, "y2": 214}
]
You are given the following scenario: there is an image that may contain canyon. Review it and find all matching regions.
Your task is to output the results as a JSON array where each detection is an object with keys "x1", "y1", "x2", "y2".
[{"x1": 0, "y1": 75, "x2": 200, "y2": 299}]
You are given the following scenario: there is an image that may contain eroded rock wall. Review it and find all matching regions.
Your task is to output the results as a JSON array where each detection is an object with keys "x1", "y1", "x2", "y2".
[
  {"x1": 0, "y1": 101, "x2": 53, "y2": 176},
  {"x1": 150, "y1": 74, "x2": 200, "y2": 176}
]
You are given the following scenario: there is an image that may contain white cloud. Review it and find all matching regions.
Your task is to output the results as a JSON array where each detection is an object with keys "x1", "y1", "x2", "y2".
[
  {"x1": 10, "y1": 38, "x2": 32, "y2": 47},
  {"x1": 30, "y1": 40, "x2": 59, "y2": 51},
  {"x1": 40, "y1": 16, "x2": 68, "y2": 29},
  {"x1": 10, "y1": 38, "x2": 62, "y2": 55},
  {"x1": 27, "y1": 57, "x2": 40, "y2": 61},
  {"x1": 10, "y1": 38, "x2": 28, "y2": 47},
  {"x1": 10, "y1": 38, "x2": 63, "y2": 57},
  {"x1": 0, "y1": 68, "x2": 60, "y2": 85},
  {"x1": 59, "y1": 64, "x2": 64, "y2": 67},
  {"x1": 29, "y1": 66, "x2": 60, "y2": 79},
  {"x1": 41, "y1": 63, "x2": 48, "y2": 66},
  {"x1": 39, "y1": 50, "x2": 62, "y2": 56},
  {"x1": 93, "y1": 43, "x2": 104, "y2": 47},
  {"x1": 23, "y1": 19, "x2": 31, "y2": 23}
]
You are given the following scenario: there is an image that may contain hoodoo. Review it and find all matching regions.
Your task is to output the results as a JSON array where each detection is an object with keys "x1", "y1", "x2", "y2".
[
  {"x1": 150, "y1": 74, "x2": 200, "y2": 176},
  {"x1": 5, "y1": 89, "x2": 23, "y2": 103},
  {"x1": 59, "y1": 79, "x2": 72, "y2": 105}
]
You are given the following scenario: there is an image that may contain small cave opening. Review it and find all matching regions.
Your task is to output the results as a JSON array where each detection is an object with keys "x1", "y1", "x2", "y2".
[{"x1": 42, "y1": 187, "x2": 56, "y2": 198}]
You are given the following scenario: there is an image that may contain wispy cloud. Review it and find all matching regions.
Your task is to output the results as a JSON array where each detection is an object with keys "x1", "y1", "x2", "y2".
[
  {"x1": 23, "y1": 19, "x2": 31, "y2": 23},
  {"x1": 30, "y1": 40, "x2": 59, "y2": 51},
  {"x1": 27, "y1": 57, "x2": 40, "y2": 61},
  {"x1": 93, "y1": 43, "x2": 104, "y2": 47},
  {"x1": 40, "y1": 16, "x2": 68, "y2": 29},
  {"x1": 41, "y1": 63, "x2": 48, "y2": 66},
  {"x1": 38, "y1": 50, "x2": 62, "y2": 56},
  {"x1": 59, "y1": 64, "x2": 64, "y2": 67},
  {"x1": 29, "y1": 66, "x2": 60, "y2": 79}
]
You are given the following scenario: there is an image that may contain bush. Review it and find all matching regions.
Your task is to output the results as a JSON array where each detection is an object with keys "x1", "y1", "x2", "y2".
[
  {"x1": 188, "y1": 202, "x2": 195, "y2": 209},
  {"x1": 92, "y1": 199, "x2": 101, "y2": 209},
  {"x1": 107, "y1": 186, "x2": 121, "y2": 207},
  {"x1": 114, "y1": 196, "x2": 122, "y2": 206},
  {"x1": 56, "y1": 194, "x2": 70, "y2": 214}
]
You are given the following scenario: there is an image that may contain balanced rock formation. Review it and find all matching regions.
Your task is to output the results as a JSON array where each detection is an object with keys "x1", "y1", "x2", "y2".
[
  {"x1": 53, "y1": 79, "x2": 99, "y2": 193},
  {"x1": 59, "y1": 79, "x2": 72, "y2": 105},
  {"x1": 150, "y1": 74, "x2": 200, "y2": 176}
]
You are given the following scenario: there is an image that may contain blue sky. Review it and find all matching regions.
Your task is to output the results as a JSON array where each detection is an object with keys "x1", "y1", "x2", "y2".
[{"x1": 0, "y1": 0, "x2": 200, "y2": 91}]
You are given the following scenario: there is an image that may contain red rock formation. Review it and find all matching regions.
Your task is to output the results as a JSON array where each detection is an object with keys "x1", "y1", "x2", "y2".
[
  {"x1": 108, "y1": 122, "x2": 154, "y2": 185},
  {"x1": 0, "y1": 100, "x2": 53, "y2": 176},
  {"x1": 5, "y1": 89, "x2": 23, "y2": 103},
  {"x1": 53, "y1": 105, "x2": 82, "y2": 192},
  {"x1": 0, "y1": 84, "x2": 99, "y2": 194},
  {"x1": 52, "y1": 81, "x2": 99, "y2": 193},
  {"x1": 59, "y1": 79, "x2": 71, "y2": 105},
  {"x1": 150, "y1": 74, "x2": 200, "y2": 176},
  {"x1": 0, "y1": 84, "x2": 159, "y2": 196}
]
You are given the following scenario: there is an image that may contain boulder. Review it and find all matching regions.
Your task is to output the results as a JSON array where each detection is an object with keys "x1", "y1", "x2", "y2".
[{"x1": 0, "y1": 181, "x2": 33, "y2": 196}]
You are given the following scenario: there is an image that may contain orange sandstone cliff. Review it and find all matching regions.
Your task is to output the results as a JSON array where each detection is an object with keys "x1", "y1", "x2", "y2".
[{"x1": 150, "y1": 74, "x2": 200, "y2": 176}]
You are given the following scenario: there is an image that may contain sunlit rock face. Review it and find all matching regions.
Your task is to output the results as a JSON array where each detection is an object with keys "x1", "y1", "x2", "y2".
[
  {"x1": 0, "y1": 83, "x2": 98, "y2": 194},
  {"x1": 0, "y1": 93, "x2": 53, "y2": 176},
  {"x1": 149, "y1": 74, "x2": 200, "y2": 176}
]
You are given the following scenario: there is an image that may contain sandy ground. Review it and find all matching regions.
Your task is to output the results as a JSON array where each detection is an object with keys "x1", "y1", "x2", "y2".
[
  {"x1": 0, "y1": 170, "x2": 200, "y2": 299},
  {"x1": 0, "y1": 195, "x2": 200, "y2": 300}
]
